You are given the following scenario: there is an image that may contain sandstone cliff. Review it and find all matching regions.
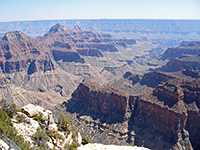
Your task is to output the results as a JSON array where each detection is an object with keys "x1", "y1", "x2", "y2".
[
  {"x1": 60, "y1": 71, "x2": 200, "y2": 150},
  {"x1": 160, "y1": 41, "x2": 200, "y2": 60}
]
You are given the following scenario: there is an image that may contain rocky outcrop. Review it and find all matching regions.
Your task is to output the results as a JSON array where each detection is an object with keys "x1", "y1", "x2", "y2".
[
  {"x1": 21, "y1": 104, "x2": 55, "y2": 126},
  {"x1": 0, "y1": 31, "x2": 54, "y2": 74},
  {"x1": 186, "y1": 110, "x2": 200, "y2": 149},
  {"x1": 0, "y1": 31, "x2": 47, "y2": 61},
  {"x1": 12, "y1": 104, "x2": 83, "y2": 149},
  {"x1": 123, "y1": 71, "x2": 140, "y2": 85},
  {"x1": 67, "y1": 77, "x2": 200, "y2": 149},
  {"x1": 182, "y1": 69, "x2": 199, "y2": 78},
  {"x1": 71, "y1": 79, "x2": 185, "y2": 139},
  {"x1": 153, "y1": 80, "x2": 181, "y2": 107},
  {"x1": 140, "y1": 72, "x2": 175, "y2": 87},
  {"x1": 156, "y1": 57, "x2": 200, "y2": 72},
  {"x1": 52, "y1": 49, "x2": 85, "y2": 63},
  {"x1": 51, "y1": 41, "x2": 71, "y2": 49},
  {"x1": 78, "y1": 143, "x2": 150, "y2": 150},
  {"x1": 0, "y1": 139, "x2": 9, "y2": 150},
  {"x1": 12, "y1": 112, "x2": 40, "y2": 145},
  {"x1": 160, "y1": 41, "x2": 200, "y2": 60},
  {"x1": 72, "y1": 79, "x2": 130, "y2": 122}
]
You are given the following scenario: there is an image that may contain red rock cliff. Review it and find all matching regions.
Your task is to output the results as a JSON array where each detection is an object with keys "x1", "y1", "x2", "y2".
[{"x1": 71, "y1": 77, "x2": 200, "y2": 149}]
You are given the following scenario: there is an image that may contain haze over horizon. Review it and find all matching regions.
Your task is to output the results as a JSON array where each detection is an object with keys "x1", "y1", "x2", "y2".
[{"x1": 0, "y1": 0, "x2": 200, "y2": 22}]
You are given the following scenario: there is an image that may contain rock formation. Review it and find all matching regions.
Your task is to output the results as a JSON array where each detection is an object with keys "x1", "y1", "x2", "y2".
[
  {"x1": 151, "y1": 41, "x2": 200, "y2": 72},
  {"x1": 11, "y1": 104, "x2": 82, "y2": 149},
  {"x1": 0, "y1": 139, "x2": 9, "y2": 150},
  {"x1": 0, "y1": 31, "x2": 53, "y2": 74},
  {"x1": 61, "y1": 69, "x2": 200, "y2": 150},
  {"x1": 160, "y1": 41, "x2": 200, "y2": 60},
  {"x1": 5, "y1": 103, "x2": 150, "y2": 150},
  {"x1": 0, "y1": 24, "x2": 132, "y2": 107},
  {"x1": 77, "y1": 143, "x2": 150, "y2": 150},
  {"x1": 1, "y1": 23, "x2": 166, "y2": 108}
]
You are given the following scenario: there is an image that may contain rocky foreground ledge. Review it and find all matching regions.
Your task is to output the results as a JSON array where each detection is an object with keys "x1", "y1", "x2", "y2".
[
  {"x1": 78, "y1": 143, "x2": 150, "y2": 150},
  {"x1": 0, "y1": 103, "x2": 150, "y2": 150}
]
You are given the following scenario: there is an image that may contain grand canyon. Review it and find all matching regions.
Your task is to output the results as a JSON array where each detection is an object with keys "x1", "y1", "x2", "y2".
[{"x1": 0, "y1": 19, "x2": 200, "y2": 150}]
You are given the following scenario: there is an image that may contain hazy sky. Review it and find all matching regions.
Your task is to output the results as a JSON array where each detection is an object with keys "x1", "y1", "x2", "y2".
[{"x1": 0, "y1": 0, "x2": 200, "y2": 22}]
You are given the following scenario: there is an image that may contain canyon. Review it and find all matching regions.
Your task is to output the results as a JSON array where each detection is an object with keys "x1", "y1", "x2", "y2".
[
  {"x1": 60, "y1": 68, "x2": 200, "y2": 150},
  {"x1": 54, "y1": 41, "x2": 200, "y2": 150},
  {"x1": 0, "y1": 21, "x2": 200, "y2": 150},
  {"x1": 0, "y1": 23, "x2": 161, "y2": 107}
]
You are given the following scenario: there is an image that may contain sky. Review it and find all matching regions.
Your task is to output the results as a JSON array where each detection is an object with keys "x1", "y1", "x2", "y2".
[{"x1": 0, "y1": 0, "x2": 200, "y2": 22}]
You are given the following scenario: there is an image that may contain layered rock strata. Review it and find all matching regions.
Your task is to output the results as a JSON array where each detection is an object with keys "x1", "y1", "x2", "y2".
[{"x1": 65, "y1": 75, "x2": 199, "y2": 150}]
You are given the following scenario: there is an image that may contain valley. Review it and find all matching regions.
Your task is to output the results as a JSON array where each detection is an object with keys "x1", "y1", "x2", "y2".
[{"x1": 0, "y1": 20, "x2": 200, "y2": 150}]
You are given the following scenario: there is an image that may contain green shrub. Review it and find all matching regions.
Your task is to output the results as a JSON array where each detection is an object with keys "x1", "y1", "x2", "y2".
[
  {"x1": 46, "y1": 130, "x2": 63, "y2": 141},
  {"x1": 16, "y1": 114, "x2": 26, "y2": 123},
  {"x1": 64, "y1": 142, "x2": 78, "y2": 150},
  {"x1": 0, "y1": 108, "x2": 31, "y2": 150},
  {"x1": 0, "y1": 99, "x2": 17, "y2": 118},
  {"x1": 32, "y1": 114, "x2": 45, "y2": 124},
  {"x1": 57, "y1": 113, "x2": 73, "y2": 133},
  {"x1": 31, "y1": 127, "x2": 48, "y2": 147},
  {"x1": 81, "y1": 136, "x2": 93, "y2": 145},
  {"x1": 0, "y1": 108, "x2": 11, "y2": 125}
]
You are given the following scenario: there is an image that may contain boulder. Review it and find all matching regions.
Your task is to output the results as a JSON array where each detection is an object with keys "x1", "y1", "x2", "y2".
[
  {"x1": 76, "y1": 132, "x2": 82, "y2": 145},
  {"x1": 48, "y1": 123, "x2": 58, "y2": 131},
  {"x1": 12, "y1": 117, "x2": 39, "y2": 145},
  {"x1": 65, "y1": 132, "x2": 73, "y2": 145},
  {"x1": 0, "y1": 139, "x2": 9, "y2": 150},
  {"x1": 22, "y1": 104, "x2": 56, "y2": 130}
]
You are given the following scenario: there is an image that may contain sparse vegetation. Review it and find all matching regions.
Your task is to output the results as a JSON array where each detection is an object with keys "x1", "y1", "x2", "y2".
[
  {"x1": 64, "y1": 142, "x2": 79, "y2": 150},
  {"x1": 81, "y1": 135, "x2": 93, "y2": 145},
  {"x1": 57, "y1": 113, "x2": 73, "y2": 133},
  {"x1": 31, "y1": 127, "x2": 49, "y2": 148},
  {"x1": 16, "y1": 114, "x2": 26, "y2": 123},
  {"x1": 0, "y1": 108, "x2": 31, "y2": 150},
  {"x1": 0, "y1": 99, "x2": 17, "y2": 118},
  {"x1": 46, "y1": 130, "x2": 63, "y2": 142},
  {"x1": 32, "y1": 113, "x2": 45, "y2": 124}
]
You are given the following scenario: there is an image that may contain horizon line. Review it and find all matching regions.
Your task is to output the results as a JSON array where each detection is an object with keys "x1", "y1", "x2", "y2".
[{"x1": 0, "y1": 18, "x2": 200, "y2": 23}]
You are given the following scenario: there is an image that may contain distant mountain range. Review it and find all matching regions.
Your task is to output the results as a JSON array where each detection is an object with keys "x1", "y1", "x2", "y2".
[{"x1": 0, "y1": 19, "x2": 200, "y2": 40}]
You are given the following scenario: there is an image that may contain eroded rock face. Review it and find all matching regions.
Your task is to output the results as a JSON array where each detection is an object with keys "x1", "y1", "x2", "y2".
[
  {"x1": 156, "y1": 58, "x2": 200, "y2": 72},
  {"x1": 52, "y1": 50, "x2": 85, "y2": 63},
  {"x1": 123, "y1": 71, "x2": 140, "y2": 85},
  {"x1": 186, "y1": 110, "x2": 200, "y2": 150},
  {"x1": 140, "y1": 72, "x2": 175, "y2": 87},
  {"x1": 160, "y1": 41, "x2": 200, "y2": 60},
  {"x1": 0, "y1": 24, "x2": 139, "y2": 107},
  {"x1": 68, "y1": 76, "x2": 200, "y2": 150},
  {"x1": 182, "y1": 69, "x2": 199, "y2": 78},
  {"x1": 72, "y1": 79, "x2": 130, "y2": 122},
  {"x1": 0, "y1": 30, "x2": 54, "y2": 74}
]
